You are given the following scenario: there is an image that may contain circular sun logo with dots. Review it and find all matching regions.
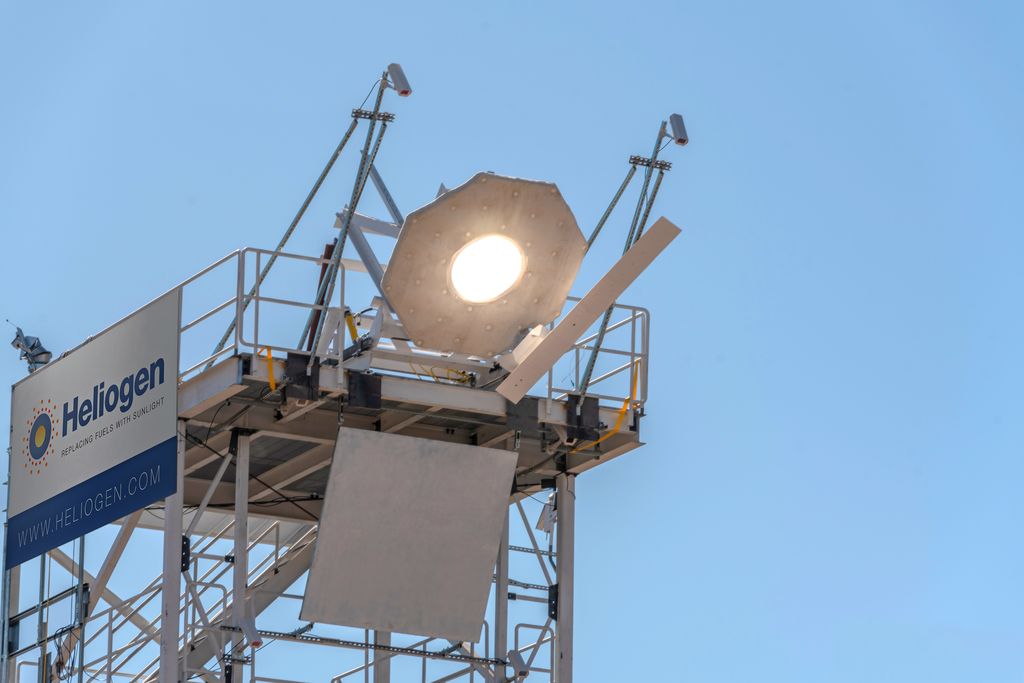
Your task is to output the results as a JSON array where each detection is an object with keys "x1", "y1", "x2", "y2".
[{"x1": 22, "y1": 399, "x2": 58, "y2": 476}]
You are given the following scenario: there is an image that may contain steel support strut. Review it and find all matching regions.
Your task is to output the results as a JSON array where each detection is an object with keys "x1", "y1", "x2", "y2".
[
  {"x1": 373, "y1": 631, "x2": 391, "y2": 682},
  {"x1": 232, "y1": 429, "x2": 251, "y2": 658},
  {"x1": 585, "y1": 166, "x2": 637, "y2": 252},
  {"x1": 579, "y1": 122, "x2": 669, "y2": 396},
  {"x1": 159, "y1": 421, "x2": 186, "y2": 683},
  {"x1": 299, "y1": 72, "x2": 390, "y2": 356},
  {"x1": 207, "y1": 117, "x2": 361, "y2": 368},
  {"x1": 0, "y1": 563, "x2": 18, "y2": 683},
  {"x1": 494, "y1": 513, "x2": 510, "y2": 682},
  {"x1": 555, "y1": 474, "x2": 575, "y2": 683}
]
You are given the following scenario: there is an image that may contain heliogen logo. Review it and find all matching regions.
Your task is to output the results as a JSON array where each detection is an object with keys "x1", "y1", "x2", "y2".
[
  {"x1": 21, "y1": 400, "x2": 58, "y2": 476},
  {"x1": 21, "y1": 357, "x2": 167, "y2": 475}
]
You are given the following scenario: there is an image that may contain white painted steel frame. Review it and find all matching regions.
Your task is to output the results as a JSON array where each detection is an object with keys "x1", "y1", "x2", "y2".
[
  {"x1": 159, "y1": 421, "x2": 186, "y2": 683},
  {"x1": 1, "y1": 172, "x2": 658, "y2": 683},
  {"x1": 0, "y1": 460, "x2": 578, "y2": 682},
  {"x1": 169, "y1": 241, "x2": 649, "y2": 410}
]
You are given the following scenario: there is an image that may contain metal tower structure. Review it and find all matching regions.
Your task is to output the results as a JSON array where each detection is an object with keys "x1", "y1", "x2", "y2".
[{"x1": 1, "y1": 64, "x2": 686, "y2": 683}]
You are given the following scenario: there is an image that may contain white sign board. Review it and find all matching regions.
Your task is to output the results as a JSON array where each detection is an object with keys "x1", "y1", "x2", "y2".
[
  {"x1": 6, "y1": 291, "x2": 180, "y2": 568},
  {"x1": 302, "y1": 427, "x2": 517, "y2": 642}
]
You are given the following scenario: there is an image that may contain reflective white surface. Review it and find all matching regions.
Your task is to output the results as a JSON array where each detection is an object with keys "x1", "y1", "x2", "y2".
[
  {"x1": 301, "y1": 427, "x2": 517, "y2": 642},
  {"x1": 450, "y1": 234, "x2": 526, "y2": 303}
]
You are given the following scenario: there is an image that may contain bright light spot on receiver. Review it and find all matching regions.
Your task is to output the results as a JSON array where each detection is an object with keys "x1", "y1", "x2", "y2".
[{"x1": 450, "y1": 235, "x2": 526, "y2": 303}]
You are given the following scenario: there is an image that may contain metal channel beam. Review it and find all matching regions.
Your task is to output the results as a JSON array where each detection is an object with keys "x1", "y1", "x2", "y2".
[
  {"x1": 178, "y1": 357, "x2": 246, "y2": 419},
  {"x1": 248, "y1": 444, "x2": 334, "y2": 501}
]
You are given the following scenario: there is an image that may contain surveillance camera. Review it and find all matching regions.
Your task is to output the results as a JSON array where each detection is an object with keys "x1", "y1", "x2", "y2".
[
  {"x1": 669, "y1": 113, "x2": 688, "y2": 146},
  {"x1": 387, "y1": 63, "x2": 412, "y2": 97}
]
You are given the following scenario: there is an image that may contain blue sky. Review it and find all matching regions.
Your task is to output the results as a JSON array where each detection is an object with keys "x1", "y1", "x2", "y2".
[{"x1": 1, "y1": 1, "x2": 1022, "y2": 681}]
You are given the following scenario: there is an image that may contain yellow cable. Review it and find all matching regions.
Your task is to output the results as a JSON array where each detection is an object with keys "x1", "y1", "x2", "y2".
[
  {"x1": 344, "y1": 310, "x2": 359, "y2": 343},
  {"x1": 570, "y1": 361, "x2": 639, "y2": 454},
  {"x1": 259, "y1": 347, "x2": 276, "y2": 392},
  {"x1": 445, "y1": 368, "x2": 471, "y2": 384},
  {"x1": 408, "y1": 362, "x2": 424, "y2": 381},
  {"x1": 408, "y1": 362, "x2": 472, "y2": 386},
  {"x1": 408, "y1": 362, "x2": 442, "y2": 383}
]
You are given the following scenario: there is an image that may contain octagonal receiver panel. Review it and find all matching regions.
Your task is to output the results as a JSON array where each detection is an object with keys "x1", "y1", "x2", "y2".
[{"x1": 381, "y1": 172, "x2": 586, "y2": 357}]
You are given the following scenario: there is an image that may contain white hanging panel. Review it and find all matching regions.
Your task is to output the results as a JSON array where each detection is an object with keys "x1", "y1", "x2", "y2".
[{"x1": 301, "y1": 426, "x2": 517, "y2": 642}]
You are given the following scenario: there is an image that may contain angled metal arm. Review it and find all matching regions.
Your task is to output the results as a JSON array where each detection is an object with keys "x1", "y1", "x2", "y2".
[
  {"x1": 586, "y1": 165, "x2": 637, "y2": 251},
  {"x1": 369, "y1": 164, "x2": 404, "y2": 225},
  {"x1": 208, "y1": 117, "x2": 360, "y2": 367},
  {"x1": 579, "y1": 123, "x2": 671, "y2": 396},
  {"x1": 346, "y1": 222, "x2": 390, "y2": 308},
  {"x1": 299, "y1": 73, "x2": 391, "y2": 358},
  {"x1": 335, "y1": 209, "x2": 400, "y2": 238}
]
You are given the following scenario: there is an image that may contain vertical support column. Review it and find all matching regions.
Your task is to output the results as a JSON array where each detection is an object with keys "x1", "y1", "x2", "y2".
[
  {"x1": 555, "y1": 474, "x2": 575, "y2": 683},
  {"x1": 494, "y1": 511, "x2": 510, "y2": 682},
  {"x1": 159, "y1": 420, "x2": 186, "y2": 683},
  {"x1": 372, "y1": 631, "x2": 390, "y2": 683},
  {"x1": 36, "y1": 555, "x2": 45, "y2": 683},
  {"x1": 74, "y1": 535, "x2": 85, "y2": 683},
  {"x1": 0, "y1": 567, "x2": 6, "y2": 683},
  {"x1": 1, "y1": 564, "x2": 20, "y2": 683},
  {"x1": 232, "y1": 430, "x2": 251, "y2": 650}
]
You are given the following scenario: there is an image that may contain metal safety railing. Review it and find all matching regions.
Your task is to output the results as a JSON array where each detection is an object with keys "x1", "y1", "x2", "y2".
[
  {"x1": 176, "y1": 247, "x2": 346, "y2": 383},
  {"x1": 11, "y1": 516, "x2": 295, "y2": 682},
  {"x1": 547, "y1": 298, "x2": 650, "y2": 410},
  {"x1": 169, "y1": 247, "x2": 648, "y2": 410}
]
